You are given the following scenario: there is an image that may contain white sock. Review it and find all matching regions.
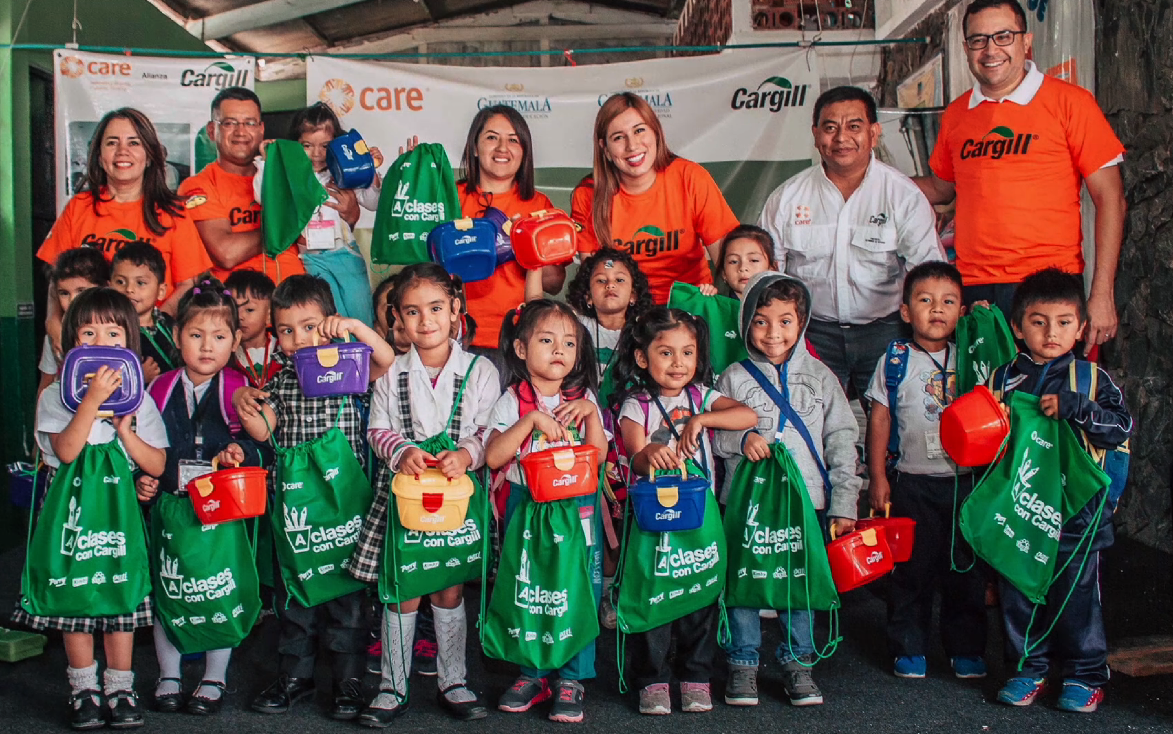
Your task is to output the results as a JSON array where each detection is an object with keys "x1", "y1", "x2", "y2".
[
  {"x1": 196, "y1": 648, "x2": 232, "y2": 700},
  {"x1": 67, "y1": 661, "x2": 99, "y2": 695},
  {"x1": 152, "y1": 625, "x2": 182, "y2": 697},
  {"x1": 103, "y1": 668, "x2": 135, "y2": 696},
  {"x1": 434, "y1": 602, "x2": 473, "y2": 702},
  {"x1": 379, "y1": 608, "x2": 416, "y2": 700}
]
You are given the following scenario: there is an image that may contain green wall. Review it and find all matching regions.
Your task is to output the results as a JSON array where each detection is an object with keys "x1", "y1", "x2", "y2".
[{"x1": 0, "y1": 0, "x2": 212, "y2": 546}]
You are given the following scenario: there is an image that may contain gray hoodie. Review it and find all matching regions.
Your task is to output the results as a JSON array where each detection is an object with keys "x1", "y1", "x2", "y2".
[{"x1": 714, "y1": 271, "x2": 861, "y2": 519}]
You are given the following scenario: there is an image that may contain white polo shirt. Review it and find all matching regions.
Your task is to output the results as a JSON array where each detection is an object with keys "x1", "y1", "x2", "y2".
[{"x1": 758, "y1": 156, "x2": 944, "y2": 325}]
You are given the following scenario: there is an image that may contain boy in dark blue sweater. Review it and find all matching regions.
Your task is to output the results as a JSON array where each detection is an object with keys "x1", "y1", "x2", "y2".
[{"x1": 991, "y1": 268, "x2": 1131, "y2": 713}]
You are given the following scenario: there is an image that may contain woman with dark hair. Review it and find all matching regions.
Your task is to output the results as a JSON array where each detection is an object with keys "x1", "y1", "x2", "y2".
[
  {"x1": 39, "y1": 108, "x2": 211, "y2": 347},
  {"x1": 571, "y1": 93, "x2": 740, "y2": 304},
  {"x1": 456, "y1": 105, "x2": 564, "y2": 355}
]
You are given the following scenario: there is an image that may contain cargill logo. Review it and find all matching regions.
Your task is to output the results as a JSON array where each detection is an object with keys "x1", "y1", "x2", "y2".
[
  {"x1": 960, "y1": 126, "x2": 1037, "y2": 160},
  {"x1": 319, "y1": 78, "x2": 356, "y2": 116},
  {"x1": 615, "y1": 225, "x2": 683, "y2": 258},
  {"x1": 731, "y1": 76, "x2": 810, "y2": 112},
  {"x1": 81, "y1": 229, "x2": 148, "y2": 254},
  {"x1": 181, "y1": 61, "x2": 250, "y2": 89}
]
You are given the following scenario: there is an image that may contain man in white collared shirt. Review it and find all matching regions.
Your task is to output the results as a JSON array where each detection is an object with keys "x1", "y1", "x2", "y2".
[
  {"x1": 915, "y1": 0, "x2": 1126, "y2": 353},
  {"x1": 758, "y1": 86, "x2": 945, "y2": 401}
]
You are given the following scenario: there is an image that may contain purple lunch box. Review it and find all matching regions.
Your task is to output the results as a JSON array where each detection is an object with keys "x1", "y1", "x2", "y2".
[
  {"x1": 59, "y1": 345, "x2": 145, "y2": 416},
  {"x1": 293, "y1": 341, "x2": 373, "y2": 397},
  {"x1": 483, "y1": 207, "x2": 515, "y2": 266}
]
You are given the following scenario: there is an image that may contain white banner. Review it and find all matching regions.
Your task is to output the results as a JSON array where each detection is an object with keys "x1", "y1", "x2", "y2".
[
  {"x1": 54, "y1": 50, "x2": 256, "y2": 214},
  {"x1": 308, "y1": 50, "x2": 820, "y2": 220}
]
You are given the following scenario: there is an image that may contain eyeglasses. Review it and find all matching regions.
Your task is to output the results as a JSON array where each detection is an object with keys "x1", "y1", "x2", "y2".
[
  {"x1": 964, "y1": 30, "x2": 1026, "y2": 50},
  {"x1": 214, "y1": 118, "x2": 261, "y2": 130}
]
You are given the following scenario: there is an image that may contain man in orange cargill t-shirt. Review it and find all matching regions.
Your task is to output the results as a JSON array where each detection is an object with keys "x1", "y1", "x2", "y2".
[
  {"x1": 915, "y1": 0, "x2": 1126, "y2": 354},
  {"x1": 179, "y1": 87, "x2": 361, "y2": 283}
]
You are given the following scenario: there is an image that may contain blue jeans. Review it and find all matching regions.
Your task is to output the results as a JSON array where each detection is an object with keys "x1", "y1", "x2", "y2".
[
  {"x1": 805, "y1": 315, "x2": 904, "y2": 400},
  {"x1": 505, "y1": 482, "x2": 603, "y2": 681},
  {"x1": 725, "y1": 607, "x2": 814, "y2": 667}
]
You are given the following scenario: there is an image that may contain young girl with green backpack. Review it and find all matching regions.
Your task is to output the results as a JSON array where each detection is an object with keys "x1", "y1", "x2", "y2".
[
  {"x1": 349, "y1": 263, "x2": 501, "y2": 726},
  {"x1": 15, "y1": 288, "x2": 169, "y2": 729},
  {"x1": 610, "y1": 306, "x2": 756, "y2": 715}
]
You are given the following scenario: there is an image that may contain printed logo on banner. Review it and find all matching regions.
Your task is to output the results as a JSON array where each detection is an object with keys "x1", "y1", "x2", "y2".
[
  {"x1": 59, "y1": 56, "x2": 133, "y2": 78},
  {"x1": 730, "y1": 76, "x2": 811, "y2": 112},
  {"x1": 60, "y1": 56, "x2": 85, "y2": 79},
  {"x1": 181, "y1": 61, "x2": 250, "y2": 89},
  {"x1": 478, "y1": 85, "x2": 553, "y2": 119},
  {"x1": 319, "y1": 78, "x2": 357, "y2": 117},
  {"x1": 597, "y1": 86, "x2": 674, "y2": 118}
]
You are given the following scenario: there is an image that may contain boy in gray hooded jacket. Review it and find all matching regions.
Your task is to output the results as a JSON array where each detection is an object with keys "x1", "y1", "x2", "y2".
[{"x1": 715, "y1": 271, "x2": 860, "y2": 708}]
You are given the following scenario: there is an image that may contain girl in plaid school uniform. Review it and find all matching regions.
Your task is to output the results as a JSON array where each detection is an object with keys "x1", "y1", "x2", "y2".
[{"x1": 350, "y1": 263, "x2": 501, "y2": 726}]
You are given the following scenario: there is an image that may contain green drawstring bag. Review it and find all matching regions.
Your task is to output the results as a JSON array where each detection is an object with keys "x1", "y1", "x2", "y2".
[
  {"x1": 370, "y1": 143, "x2": 462, "y2": 265},
  {"x1": 722, "y1": 442, "x2": 839, "y2": 612},
  {"x1": 955, "y1": 304, "x2": 1017, "y2": 395},
  {"x1": 668, "y1": 282, "x2": 748, "y2": 375},
  {"x1": 20, "y1": 442, "x2": 151, "y2": 618},
  {"x1": 260, "y1": 139, "x2": 329, "y2": 257},
  {"x1": 151, "y1": 493, "x2": 261, "y2": 653},
  {"x1": 959, "y1": 392, "x2": 1109, "y2": 603},
  {"x1": 482, "y1": 493, "x2": 600, "y2": 671}
]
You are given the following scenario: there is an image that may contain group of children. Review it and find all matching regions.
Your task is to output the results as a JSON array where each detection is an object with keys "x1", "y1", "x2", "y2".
[{"x1": 18, "y1": 219, "x2": 1131, "y2": 730}]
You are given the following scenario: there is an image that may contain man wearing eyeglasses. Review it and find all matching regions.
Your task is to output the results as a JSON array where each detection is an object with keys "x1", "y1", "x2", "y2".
[
  {"x1": 179, "y1": 87, "x2": 355, "y2": 282},
  {"x1": 915, "y1": 0, "x2": 1126, "y2": 354}
]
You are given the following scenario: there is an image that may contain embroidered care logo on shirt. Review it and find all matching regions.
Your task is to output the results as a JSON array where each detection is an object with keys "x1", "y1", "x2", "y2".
[
  {"x1": 613, "y1": 225, "x2": 684, "y2": 258},
  {"x1": 793, "y1": 205, "x2": 812, "y2": 225},
  {"x1": 730, "y1": 76, "x2": 811, "y2": 111},
  {"x1": 81, "y1": 229, "x2": 150, "y2": 254},
  {"x1": 960, "y1": 126, "x2": 1037, "y2": 160}
]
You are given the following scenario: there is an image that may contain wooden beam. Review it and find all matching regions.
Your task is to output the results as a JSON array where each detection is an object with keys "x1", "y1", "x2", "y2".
[{"x1": 186, "y1": 0, "x2": 370, "y2": 41}]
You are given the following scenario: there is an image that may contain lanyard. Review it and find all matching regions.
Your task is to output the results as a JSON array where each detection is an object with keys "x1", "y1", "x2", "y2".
[
  {"x1": 238, "y1": 342, "x2": 273, "y2": 388},
  {"x1": 910, "y1": 342, "x2": 953, "y2": 406},
  {"x1": 186, "y1": 375, "x2": 216, "y2": 449},
  {"x1": 141, "y1": 318, "x2": 177, "y2": 369},
  {"x1": 649, "y1": 390, "x2": 711, "y2": 479}
]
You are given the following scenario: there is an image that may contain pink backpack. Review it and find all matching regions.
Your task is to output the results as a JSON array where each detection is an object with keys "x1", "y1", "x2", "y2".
[{"x1": 147, "y1": 368, "x2": 246, "y2": 433}]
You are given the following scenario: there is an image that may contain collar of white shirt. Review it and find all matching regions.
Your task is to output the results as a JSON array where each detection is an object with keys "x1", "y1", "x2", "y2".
[
  {"x1": 968, "y1": 60, "x2": 1044, "y2": 109},
  {"x1": 404, "y1": 339, "x2": 467, "y2": 380},
  {"x1": 816, "y1": 153, "x2": 879, "y2": 193}
]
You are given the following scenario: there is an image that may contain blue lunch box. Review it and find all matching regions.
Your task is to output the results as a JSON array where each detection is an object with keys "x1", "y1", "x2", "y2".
[
  {"x1": 327, "y1": 129, "x2": 376, "y2": 189},
  {"x1": 482, "y1": 207, "x2": 515, "y2": 266},
  {"x1": 428, "y1": 217, "x2": 498, "y2": 283},
  {"x1": 629, "y1": 469, "x2": 709, "y2": 532}
]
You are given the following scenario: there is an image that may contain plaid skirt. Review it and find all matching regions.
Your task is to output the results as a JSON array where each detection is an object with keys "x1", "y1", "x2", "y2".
[
  {"x1": 349, "y1": 462, "x2": 391, "y2": 584},
  {"x1": 11, "y1": 596, "x2": 153, "y2": 633}
]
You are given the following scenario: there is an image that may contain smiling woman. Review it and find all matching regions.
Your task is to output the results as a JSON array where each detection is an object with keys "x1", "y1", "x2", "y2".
[{"x1": 572, "y1": 93, "x2": 740, "y2": 304}]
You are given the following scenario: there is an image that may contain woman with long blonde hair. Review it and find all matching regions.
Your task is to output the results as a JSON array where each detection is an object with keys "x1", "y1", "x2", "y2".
[{"x1": 571, "y1": 93, "x2": 739, "y2": 303}]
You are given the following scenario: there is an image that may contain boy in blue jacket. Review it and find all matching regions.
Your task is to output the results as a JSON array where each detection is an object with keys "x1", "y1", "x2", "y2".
[{"x1": 990, "y1": 268, "x2": 1131, "y2": 713}]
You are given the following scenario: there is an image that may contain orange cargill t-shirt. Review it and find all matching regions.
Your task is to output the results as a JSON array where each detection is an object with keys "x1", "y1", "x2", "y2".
[
  {"x1": 572, "y1": 157, "x2": 739, "y2": 303},
  {"x1": 460, "y1": 185, "x2": 555, "y2": 350},
  {"x1": 930, "y1": 75, "x2": 1125, "y2": 285},
  {"x1": 178, "y1": 160, "x2": 305, "y2": 283},
  {"x1": 37, "y1": 190, "x2": 211, "y2": 292}
]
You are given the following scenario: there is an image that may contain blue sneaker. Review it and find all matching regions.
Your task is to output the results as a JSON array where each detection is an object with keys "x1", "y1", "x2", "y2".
[
  {"x1": 951, "y1": 656, "x2": 988, "y2": 679},
  {"x1": 893, "y1": 656, "x2": 927, "y2": 679},
  {"x1": 996, "y1": 677, "x2": 1046, "y2": 706},
  {"x1": 1056, "y1": 681, "x2": 1103, "y2": 713}
]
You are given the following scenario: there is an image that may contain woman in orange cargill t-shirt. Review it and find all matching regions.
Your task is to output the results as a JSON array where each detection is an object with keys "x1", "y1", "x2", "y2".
[
  {"x1": 39, "y1": 107, "x2": 210, "y2": 353},
  {"x1": 571, "y1": 93, "x2": 739, "y2": 304},
  {"x1": 456, "y1": 105, "x2": 565, "y2": 353}
]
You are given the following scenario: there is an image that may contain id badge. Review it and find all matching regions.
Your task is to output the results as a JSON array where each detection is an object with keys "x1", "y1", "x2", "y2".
[
  {"x1": 925, "y1": 431, "x2": 946, "y2": 460},
  {"x1": 178, "y1": 460, "x2": 215, "y2": 492},
  {"x1": 305, "y1": 218, "x2": 335, "y2": 250}
]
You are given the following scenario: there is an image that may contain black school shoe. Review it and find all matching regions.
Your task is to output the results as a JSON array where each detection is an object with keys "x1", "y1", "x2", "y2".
[
  {"x1": 153, "y1": 678, "x2": 184, "y2": 713},
  {"x1": 331, "y1": 678, "x2": 365, "y2": 720},
  {"x1": 69, "y1": 689, "x2": 105, "y2": 731},
  {"x1": 438, "y1": 685, "x2": 489, "y2": 721},
  {"x1": 250, "y1": 674, "x2": 316, "y2": 714},
  {"x1": 186, "y1": 680, "x2": 226, "y2": 716},
  {"x1": 108, "y1": 689, "x2": 145, "y2": 729}
]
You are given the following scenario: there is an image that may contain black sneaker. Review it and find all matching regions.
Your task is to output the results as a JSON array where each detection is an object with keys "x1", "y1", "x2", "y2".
[
  {"x1": 498, "y1": 676, "x2": 551, "y2": 713},
  {"x1": 108, "y1": 689, "x2": 145, "y2": 729},
  {"x1": 69, "y1": 689, "x2": 104, "y2": 731},
  {"x1": 548, "y1": 679, "x2": 584, "y2": 723}
]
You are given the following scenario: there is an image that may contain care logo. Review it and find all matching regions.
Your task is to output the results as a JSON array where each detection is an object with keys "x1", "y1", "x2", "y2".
[
  {"x1": 60, "y1": 55, "x2": 85, "y2": 78},
  {"x1": 959, "y1": 126, "x2": 1037, "y2": 160},
  {"x1": 181, "y1": 61, "x2": 250, "y2": 89},
  {"x1": 614, "y1": 225, "x2": 683, "y2": 259},
  {"x1": 319, "y1": 78, "x2": 356, "y2": 116},
  {"x1": 731, "y1": 76, "x2": 810, "y2": 111}
]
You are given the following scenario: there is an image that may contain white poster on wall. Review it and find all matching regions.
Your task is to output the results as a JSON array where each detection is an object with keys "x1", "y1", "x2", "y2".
[
  {"x1": 53, "y1": 50, "x2": 256, "y2": 214},
  {"x1": 307, "y1": 49, "x2": 821, "y2": 223}
]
